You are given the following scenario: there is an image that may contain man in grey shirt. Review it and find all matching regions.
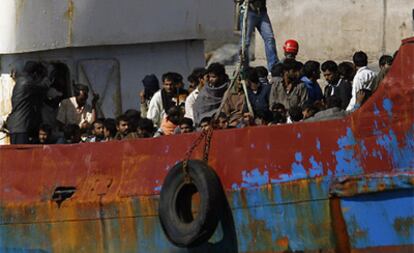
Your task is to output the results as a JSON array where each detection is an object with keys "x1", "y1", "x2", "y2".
[{"x1": 269, "y1": 59, "x2": 308, "y2": 111}]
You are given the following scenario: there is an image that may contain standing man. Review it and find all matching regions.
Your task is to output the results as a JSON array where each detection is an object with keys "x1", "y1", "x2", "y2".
[
  {"x1": 237, "y1": 0, "x2": 279, "y2": 70},
  {"x1": 7, "y1": 62, "x2": 50, "y2": 144},
  {"x1": 269, "y1": 59, "x2": 308, "y2": 111},
  {"x1": 282, "y1": 39, "x2": 299, "y2": 62},
  {"x1": 321, "y1": 61, "x2": 352, "y2": 110},
  {"x1": 346, "y1": 51, "x2": 377, "y2": 111},
  {"x1": 193, "y1": 63, "x2": 229, "y2": 125},
  {"x1": 300, "y1": 60, "x2": 323, "y2": 105},
  {"x1": 147, "y1": 72, "x2": 179, "y2": 128}
]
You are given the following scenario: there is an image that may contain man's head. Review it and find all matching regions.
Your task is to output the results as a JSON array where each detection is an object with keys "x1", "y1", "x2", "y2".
[
  {"x1": 353, "y1": 51, "x2": 368, "y2": 68},
  {"x1": 321, "y1": 60, "x2": 339, "y2": 84},
  {"x1": 190, "y1": 67, "x2": 208, "y2": 89},
  {"x1": 242, "y1": 111, "x2": 254, "y2": 127},
  {"x1": 246, "y1": 68, "x2": 260, "y2": 91},
  {"x1": 171, "y1": 72, "x2": 184, "y2": 89},
  {"x1": 338, "y1": 61, "x2": 355, "y2": 82},
  {"x1": 302, "y1": 104, "x2": 319, "y2": 119},
  {"x1": 136, "y1": 118, "x2": 155, "y2": 138},
  {"x1": 254, "y1": 110, "x2": 273, "y2": 126},
  {"x1": 288, "y1": 106, "x2": 304, "y2": 122},
  {"x1": 282, "y1": 59, "x2": 302, "y2": 84},
  {"x1": 38, "y1": 124, "x2": 52, "y2": 144},
  {"x1": 142, "y1": 74, "x2": 160, "y2": 99},
  {"x1": 179, "y1": 118, "x2": 194, "y2": 134},
  {"x1": 215, "y1": 112, "x2": 229, "y2": 129},
  {"x1": 379, "y1": 55, "x2": 393, "y2": 70},
  {"x1": 116, "y1": 115, "x2": 129, "y2": 135},
  {"x1": 63, "y1": 124, "x2": 81, "y2": 144},
  {"x1": 103, "y1": 118, "x2": 117, "y2": 139},
  {"x1": 74, "y1": 84, "x2": 89, "y2": 107},
  {"x1": 23, "y1": 61, "x2": 48, "y2": 80},
  {"x1": 162, "y1": 72, "x2": 177, "y2": 94},
  {"x1": 199, "y1": 117, "x2": 212, "y2": 131},
  {"x1": 207, "y1": 63, "x2": 226, "y2": 87},
  {"x1": 92, "y1": 120, "x2": 105, "y2": 139},
  {"x1": 270, "y1": 62, "x2": 284, "y2": 77},
  {"x1": 283, "y1": 39, "x2": 299, "y2": 59},
  {"x1": 166, "y1": 106, "x2": 182, "y2": 125},
  {"x1": 303, "y1": 60, "x2": 321, "y2": 82},
  {"x1": 124, "y1": 109, "x2": 141, "y2": 132},
  {"x1": 271, "y1": 103, "x2": 287, "y2": 118}
]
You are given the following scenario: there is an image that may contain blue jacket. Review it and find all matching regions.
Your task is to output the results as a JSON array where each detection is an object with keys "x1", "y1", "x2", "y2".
[
  {"x1": 301, "y1": 76, "x2": 323, "y2": 104},
  {"x1": 247, "y1": 84, "x2": 271, "y2": 113}
]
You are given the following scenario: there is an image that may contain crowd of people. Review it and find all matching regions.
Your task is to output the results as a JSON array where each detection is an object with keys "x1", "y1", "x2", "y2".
[{"x1": 3, "y1": 39, "x2": 395, "y2": 145}]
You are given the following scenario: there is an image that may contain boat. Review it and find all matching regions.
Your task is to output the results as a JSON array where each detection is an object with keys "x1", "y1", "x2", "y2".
[{"x1": 0, "y1": 36, "x2": 413, "y2": 252}]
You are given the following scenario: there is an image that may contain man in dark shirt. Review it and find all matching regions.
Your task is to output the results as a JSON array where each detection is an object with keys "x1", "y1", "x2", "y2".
[
  {"x1": 7, "y1": 62, "x2": 49, "y2": 144},
  {"x1": 237, "y1": 0, "x2": 278, "y2": 70},
  {"x1": 322, "y1": 61, "x2": 352, "y2": 110}
]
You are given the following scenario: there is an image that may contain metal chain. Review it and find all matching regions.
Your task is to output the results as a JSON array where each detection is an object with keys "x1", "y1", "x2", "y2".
[{"x1": 182, "y1": 127, "x2": 214, "y2": 184}]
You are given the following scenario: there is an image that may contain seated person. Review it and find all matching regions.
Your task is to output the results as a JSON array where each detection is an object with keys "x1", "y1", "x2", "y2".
[
  {"x1": 179, "y1": 118, "x2": 194, "y2": 134},
  {"x1": 34, "y1": 124, "x2": 54, "y2": 144},
  {"x1": 114, "y1": 115, "x2": 129, "y2": 140}
]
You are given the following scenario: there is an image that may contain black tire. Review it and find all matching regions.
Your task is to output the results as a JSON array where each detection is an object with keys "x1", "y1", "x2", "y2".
[{"x1": 159, "y1": 160, "x2": 224, "y2": 248}]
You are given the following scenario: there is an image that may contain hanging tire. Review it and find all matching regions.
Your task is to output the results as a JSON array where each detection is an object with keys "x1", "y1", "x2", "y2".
[{"x1": 159, "y1": 160, "x2": 224, "y2": 248}]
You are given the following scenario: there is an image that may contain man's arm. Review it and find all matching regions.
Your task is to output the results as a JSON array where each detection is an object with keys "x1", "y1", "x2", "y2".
[{"x1": 147, "y1": 92, "x2": 162, "y2": 127}]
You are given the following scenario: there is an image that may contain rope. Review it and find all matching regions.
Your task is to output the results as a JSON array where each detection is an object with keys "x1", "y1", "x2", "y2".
[{"x1": 214, "y1": 0, "x2": 254, "y2": 121}]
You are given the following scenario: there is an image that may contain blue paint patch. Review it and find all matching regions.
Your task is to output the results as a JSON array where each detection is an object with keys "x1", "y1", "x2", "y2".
[
  {"x1": 373, "y1": 104, "x2": 380, "y2": 116},
  {"x1": 292, "y1": 152, "x2": 307, "y2": 179},
  {"x1": 341, "y1": 190, "x2": 414, "y2": 248},
  {"x1": 154, "y1": 180, "x2": 162, "y2": 191},
  {"x1": 382, "y1": 98, "x2": 393, "y2": 117},
  {"x1": 240, "y1": 168, "x2": 269, "y2": 188},
  {"x1": 295, "y1": 152, "x2": 303, "y2": 162},
  {"x1": 297, "y1": 133, "x2": 302, "y2": 139},
  {"x1": 232, "y1": 183, "x2": 240, "y2": 190},
  {"x1": 360, "y1": 140, "x2": 368, "y2": 158},
  {"x1": 334, "y1": 128, "x2": 363, "y2": 176},
  {"x1": 250, "y1": 143, "x2": 256, "y2": 149},
  {"x1": 309, "y1": 156, "x2": 323, "y2": 177},
  {"x1": 266, "y1": 143, "x2": 271, "y2": 150},
  {"x1": 316, "y1": 139, "x2": 321, "y2": 152},
  {"x1": 373, "y1": 121, "x2": 382, "y2": 136},
  {"x1": 371, "y1": 149, "x2": 383, "y2": 160},
  {"x1": 376, "y1": 127, "x2": 414, "y2": 171}
]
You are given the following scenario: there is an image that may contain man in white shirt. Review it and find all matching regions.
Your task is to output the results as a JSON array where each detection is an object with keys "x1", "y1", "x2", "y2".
[
  {"x1": 346, "y1": 51, "x2": 377, "y2": 111},
  {"x1": 57, "y1": 84, "x2": 98, "y2": 129},
  {"x1": 184, "y1": 68, "x2": 207, "y2": 121},
  {"x1": 147, "y1": 73, "x2": 177, "y2": 127}
]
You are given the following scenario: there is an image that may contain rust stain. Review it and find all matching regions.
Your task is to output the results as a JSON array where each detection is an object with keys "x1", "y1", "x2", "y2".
[
  {"x1": 329, "y1": 197, "x2": 351, "y2": 253},
  {"x1": 65, "y1": 0, "x2": 74, "y2": 46},
  {"x1": 276, "y1": 236, "x2": 289, "y2": 248},
  {"x1": 393, "y1": 217, "x2": 414, "y2": 237}
]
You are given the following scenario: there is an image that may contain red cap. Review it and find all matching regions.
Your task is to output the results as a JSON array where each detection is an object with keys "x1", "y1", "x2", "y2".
[{"x1": 283, "y1": 39, "x2": 299, "y2": 54}]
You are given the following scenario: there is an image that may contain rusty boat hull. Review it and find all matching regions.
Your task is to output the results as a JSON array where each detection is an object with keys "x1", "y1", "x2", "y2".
[{"x1": 0, "y1": 38, "x2": 413, "y2": 253}]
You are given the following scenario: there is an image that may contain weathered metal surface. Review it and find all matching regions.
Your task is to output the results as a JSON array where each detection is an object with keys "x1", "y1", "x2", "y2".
[
  {"x1": 0, "y1": 0, "x2": 233, "y2": 54},
  {"x1": 0, "y1": 38, "x2": 413, "y2": 252}
]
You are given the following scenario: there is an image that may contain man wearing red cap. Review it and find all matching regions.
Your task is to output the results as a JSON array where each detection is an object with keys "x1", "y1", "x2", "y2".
[{"x1": 282, "y1": 39, "x2": 299, "y2": 62}]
